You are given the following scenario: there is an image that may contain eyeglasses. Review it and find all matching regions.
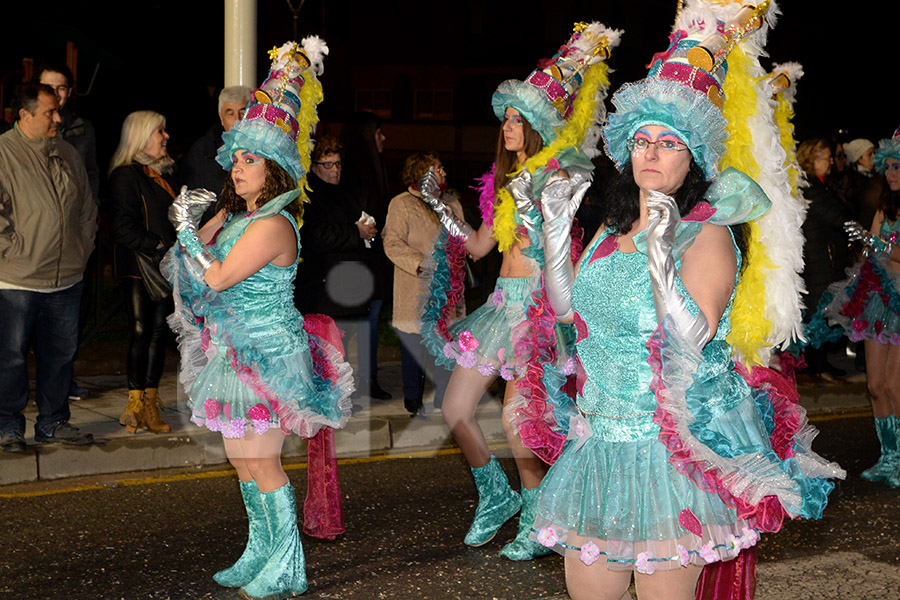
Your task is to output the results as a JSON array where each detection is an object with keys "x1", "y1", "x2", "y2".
[
  {"x1": 433, "y1": 165, "x2": 446, "y2": 174},
  {"x1": 884, "y1": 163, "x2": 900, "y2": 172},
  {"x1": 626, "y1": 138, "x2": 689, "y2": 153},
  {"x1": 315, "y1": 160, "x2": 342, "y2": 169}
]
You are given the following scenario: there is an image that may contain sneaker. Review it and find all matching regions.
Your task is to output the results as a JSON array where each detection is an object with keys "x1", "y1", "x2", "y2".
[
  {"x1": 0, "y1": 430, "x2": 26, "y2": 454},
  {"x1": 68, "y1": 382, "x2": 90, "y2": 402},
  {"x1": 34, "y1": 422, "x2": 93, "y2": 446}
]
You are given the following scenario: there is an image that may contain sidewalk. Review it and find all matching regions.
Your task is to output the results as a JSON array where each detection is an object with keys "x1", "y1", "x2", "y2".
[{"x1": 0, "y1": 357, "x2": 871, "y2": 487}]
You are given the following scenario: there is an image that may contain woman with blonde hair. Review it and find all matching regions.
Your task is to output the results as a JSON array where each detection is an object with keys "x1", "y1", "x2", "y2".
[{"x1": 108, "y1": 110, "x2": 177, "y2": 434}]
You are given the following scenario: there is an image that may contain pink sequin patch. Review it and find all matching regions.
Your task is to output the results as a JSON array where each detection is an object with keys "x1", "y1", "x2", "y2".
[
  {"x1": 573, "y1": 311, "x2": 589, "y2": 343},
  {"x1": 247, "y1": 403, "x2": 271, "y2": 422},
  {"x1": 458, "y1": 331, "x2": 480, "y2": 352},
  {"x1": 679, "y1": 508, "x2": 703, "y2": 537},
  {"x1": 683, "y1": 201, "x2": 716, "y2": 223},
  {"x1": 588, "y1": 235, "x2": 618, "y2": 265},
  {"x1": 204, "y1": 399, "x2": 222, "y2": 419}
]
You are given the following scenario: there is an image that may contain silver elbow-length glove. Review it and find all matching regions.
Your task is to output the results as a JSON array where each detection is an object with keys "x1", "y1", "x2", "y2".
[
  {"x1": 506, "y1": 169, "x2": 538, "y2": 237},
  {"x1": 417, "y1": 168, "x2": 472, "y2": 239},
  {"x1": 845, "y1": 220, "x2": 893, "y2": 256},
  {"x1": 541, "y1": 170, "x2": 591, "y2": 321},
  {"x1": 646, "y1": 190, "x2": 710, "y2": 353},
  {"x1": 169, "y1": 186, "x2": 218, "y2": 271}
]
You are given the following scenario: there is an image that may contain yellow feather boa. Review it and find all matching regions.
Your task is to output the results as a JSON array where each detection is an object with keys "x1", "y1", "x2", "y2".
[
  {"x1": 492, "y1": 63, "x2": 611, "y2": 252},
  {"x1": 291, "y1": 75, "x2": 324, "y2": 229},
  {"x1": 775, "y1": 94, "x2": 802, "y2": 197},
  {"x1": 720, "y1": 46, "x2": 772, "y2": 365}
]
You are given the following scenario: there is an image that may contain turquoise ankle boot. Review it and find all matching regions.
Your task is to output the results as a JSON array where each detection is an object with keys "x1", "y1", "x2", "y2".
[
  {"x1": 499, "y1": 486, "x2": 553, "y2": 560},
  {"x1": 861, "y1": 416, "x2": 900, "y2": 483},
  {"x1": 464, "y1": 456, "x2": 521, "y2": 547},
  {"x1": 881, "y1": 416, "x2": 900, "y2": 488},
  {"x1": 214, "y1": 480, "x2": 268, "y2": 587},
  {"x1": 239, "y1": 482, "x2": 308, "y2": 600}
]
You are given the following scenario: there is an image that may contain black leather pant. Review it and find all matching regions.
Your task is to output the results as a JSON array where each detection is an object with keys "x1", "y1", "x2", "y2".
[{"x1": 126, "y1": 279, "x2": 171, "y2": 390}]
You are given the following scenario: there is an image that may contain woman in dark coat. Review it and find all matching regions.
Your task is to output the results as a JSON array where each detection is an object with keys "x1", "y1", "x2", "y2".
[
  {"x1": 298, "y1": 135, "x2": 388, "y2": 399},
  {"x1": 799, "y1": 137, "x2": 852, "y2": 382},
  {"x1": 108, "y1": 110, "x2": 177, "y2": 433},
  {"x1": 338, "y1": 112, "x2": 392, "y2": 399}
]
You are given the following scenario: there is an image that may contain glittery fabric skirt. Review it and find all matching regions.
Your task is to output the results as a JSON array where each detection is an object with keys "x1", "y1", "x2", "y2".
[
  {"x1": 529, "y1": 404, "x2": 770, "y2": 572},
  {"x1": 435, "y1": 275, "x2": 535, "y2": 378},
  {"x1": 818, "y1": 255, "x2": 900, "y2": 345},
  {"x1": 436, "y1": 274, "x2": 571, "y2": 379}
]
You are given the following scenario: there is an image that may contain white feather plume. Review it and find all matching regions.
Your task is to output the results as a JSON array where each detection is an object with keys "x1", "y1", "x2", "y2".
[{"x1": 301, "y1": 35, "x2": 329, "y2": 76}]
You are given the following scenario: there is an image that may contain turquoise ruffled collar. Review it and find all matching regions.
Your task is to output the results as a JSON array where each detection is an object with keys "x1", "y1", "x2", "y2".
[{"x1": 632, "y1": 167, "x2": 771, "y2": 257}]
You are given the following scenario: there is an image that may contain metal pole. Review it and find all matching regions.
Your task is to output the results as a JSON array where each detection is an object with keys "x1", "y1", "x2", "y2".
[{"x1": 224, "y1": 0, "x2": 257, "y2": 87}]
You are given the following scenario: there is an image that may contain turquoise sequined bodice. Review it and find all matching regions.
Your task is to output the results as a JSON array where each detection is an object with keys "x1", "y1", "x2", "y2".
[
  {"x1": 572, "y1": 231, "x2": 742, "y2": 442},
  {"x1": 879, "y1": 217, "x2": 900, "y2": 240},
  {"x1": 209, "y1": 209, "x2": 306, "y2": 353}
]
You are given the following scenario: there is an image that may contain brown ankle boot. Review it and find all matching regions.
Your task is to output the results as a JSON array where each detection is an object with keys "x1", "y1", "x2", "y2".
[
  {"x1": 119, "y1": 389, "x2": 145, "y2": 432},
  {"x1": 141, "y1": 388, "x2": 172, "y2": 434}
]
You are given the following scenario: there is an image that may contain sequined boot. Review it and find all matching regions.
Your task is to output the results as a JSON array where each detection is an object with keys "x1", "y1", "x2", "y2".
[
  {"x1": 499, "y1": 486, "x2": 553, "y2": 560},
  {"x1": 860, "y1": 416, "x2": 900, "y2": 483},
  {"x1": 119, "y1": 389, "x2": 145, "y2": 432},
  {"x1": 239, "y1": 482, "x2": 308, "y2": 599},
  {"x1": 464, "y1": 456, "x2": 521, "y2": 547},
  {"x1": 140, "y1": 388, "x2": 171, "y2": 434},
  {"x1": 882, "y1": 416, "x2": 900, "y2": 488},
  {"x1": 214, "y1": 480, "x2": 267, "y2": 588}
]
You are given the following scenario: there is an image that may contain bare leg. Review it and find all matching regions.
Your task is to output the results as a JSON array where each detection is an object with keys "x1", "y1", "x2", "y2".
[
  {"x1": 442, "y1": 365, "x2": 496, "y2": 468},
  {"x1": 502, "y1": 379, "x2": 548, "y2": 490},
  {"x1": 882, "y1": 344, "x2": 900, "y2": 416},
  {"x1": 865, "y1": 340, "x2": 893, "y2": 418},
  {"x1": 223, "y1": 428, "x2": 289, "y2": 492},
  {"x1": 565, "y1": 544, "x2": 633, "y2": 600},
  {"x1": 634, "y1": 565, "x2": 702, "y2": 600}
]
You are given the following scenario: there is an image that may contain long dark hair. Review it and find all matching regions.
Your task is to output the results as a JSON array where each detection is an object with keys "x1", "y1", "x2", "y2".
[
  {"x1": 599, "y1": 159, "x2": 749, "y2": 269},
  {"x1": 492, "y1": 115, "x2": 543, "y2": 194},
  {"x1": 878, "y1": 183, "x2": 900, "y2": 223},
  {"x1": 339, "y1": 111, "x2": 389, "y2": 216}
]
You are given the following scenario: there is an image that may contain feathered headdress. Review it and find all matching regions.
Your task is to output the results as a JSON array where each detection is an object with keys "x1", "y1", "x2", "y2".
[
  {"x1": 217, "y1": 36, "x2": 328, "y2": 192},
  {"x1": 491, "y1": 21, "x2": 622, "y2": 153}
]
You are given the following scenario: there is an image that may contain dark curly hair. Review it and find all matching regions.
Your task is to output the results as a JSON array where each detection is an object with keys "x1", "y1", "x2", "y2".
[
  {"x1": 219, "y1": 158, "x2": 299, "y2": 219},
  {"x1": 599, "y1": 159, "x2": 749, "y2": 270}
]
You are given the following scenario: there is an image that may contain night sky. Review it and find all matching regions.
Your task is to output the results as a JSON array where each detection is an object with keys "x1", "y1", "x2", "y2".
[{"x1": 2, "y1": 0, "x2": 896, "y2": 179}]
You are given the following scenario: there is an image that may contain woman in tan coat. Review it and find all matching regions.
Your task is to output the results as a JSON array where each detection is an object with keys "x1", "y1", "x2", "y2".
[{"x1": 383, "y1": 152, "x2": 465, "y2": 416}]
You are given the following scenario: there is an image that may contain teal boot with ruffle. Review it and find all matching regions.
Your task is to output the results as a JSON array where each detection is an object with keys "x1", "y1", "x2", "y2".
[
  {"x1": 464, "y1": 456, "x2": 521, "y2": 547},
  {"x1": 239, "y1": 482, "x2": 308, "y2": 599},
  {"x1": 214, "y1": 480, "x2": 268, "y2": 587},
  {"x1": 499, "y1": 486, "x2": 554, "y2": 560},
  {"x1": 861, "y1": 416, "x2": 900, "y2": 484}
]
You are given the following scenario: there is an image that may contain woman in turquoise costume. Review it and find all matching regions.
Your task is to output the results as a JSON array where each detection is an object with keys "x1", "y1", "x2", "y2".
[
  {"x1": 417, "y1": 22, "x2": 620, "y2": 560},
  {"x1": 813, "y1": 131, "x2": 900, "y2": 488},
  {"x1": 162, "y1": 39, "x2": 351, "y2": 599},
  {"x1": 527, "y1": 5, "x2": 844, "y2": 599}
]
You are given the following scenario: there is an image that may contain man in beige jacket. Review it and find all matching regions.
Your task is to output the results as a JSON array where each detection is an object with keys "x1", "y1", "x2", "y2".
[{"x1": 0, "y1": 83, "x2": 97, "y2": 453}]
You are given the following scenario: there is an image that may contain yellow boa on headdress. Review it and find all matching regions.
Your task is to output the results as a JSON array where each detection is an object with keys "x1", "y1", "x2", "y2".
[
  {"x1": 492, "y1": 62, "x2": 611, "y2": 252},
  {"x1": 720, "y1": 46, "x2": 774, "y2": 365},
  {"x1": 292, "y1": 74, "x2": 324, "y2": 229}
]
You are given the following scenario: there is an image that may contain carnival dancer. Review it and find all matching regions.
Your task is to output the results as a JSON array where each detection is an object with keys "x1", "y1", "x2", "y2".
[
  {"x1": 162, "y1": 38, "x2": 352, "y2": 599},
  {"x1": 813, "y1": 130, "x2": 900, "y2": 488},
  {"x1": 417, "y1": 21, "x2": 621, "y2": 560},
  {"x1": 526, "y1": 3, "x2": 844, "y2": 599}
]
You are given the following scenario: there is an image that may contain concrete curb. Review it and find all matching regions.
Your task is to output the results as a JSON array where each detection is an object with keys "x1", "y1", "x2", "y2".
[{"x1": 0, "y1": 363, "x2": 870, "y2": 486}]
